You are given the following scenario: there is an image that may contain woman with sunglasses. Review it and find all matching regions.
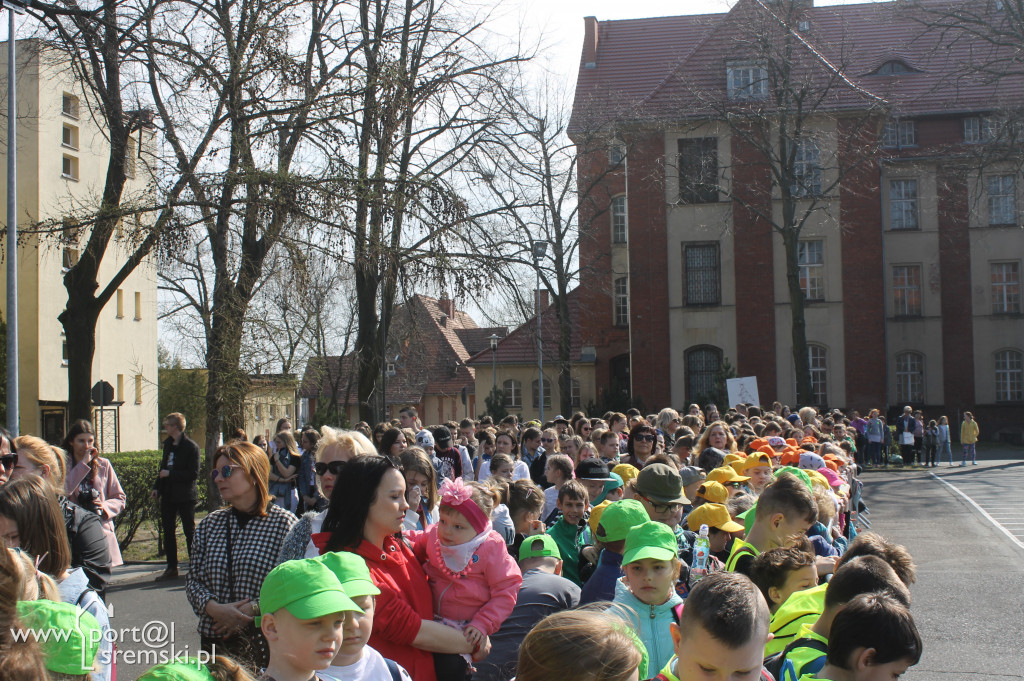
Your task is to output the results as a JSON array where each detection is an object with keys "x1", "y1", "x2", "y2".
[
  {"x1": 186, "y1": 441, "x2": 296, "y2": 669},
  {"x1": 276, "y1": 426, "x2": 377, "y2": 561},
  {"x1": 621, "y1": 423, "x2": 658, "y2": 468}
]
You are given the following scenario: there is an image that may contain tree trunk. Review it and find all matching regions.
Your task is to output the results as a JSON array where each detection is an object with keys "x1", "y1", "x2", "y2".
[
  {"x1": 60, "y1": 296, "x2": 100, "y2": 425},
  {"x1": 354, "y1": 267, "x2": 380, "y2": 425},
  {"x1": 783, "y1": 231, "x2": 813, "y2": 405}
]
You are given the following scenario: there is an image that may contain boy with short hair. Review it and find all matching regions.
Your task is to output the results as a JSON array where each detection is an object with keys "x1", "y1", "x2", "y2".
[
  {"x1": 749, "y1": 546, "x2": 818, "y2": 614},
  {"x1": 652, "y1": 571, "x2": 774, "y2": 681},
  {"x1": 726, "y1": 473, "x2": 817, "y2": 576},
  {"x1": 777, "y1": 556, "x2": 910, "y2": 680},
  {"x1": 800, "y1": 592, "x2": 921, "y2": 681},
  {"x1": 316, "y1": 552, "x2": 412, "y2": 681},
  {"x1": 546, "y1": 479, "x2": 590, "y2": 586},
  {"x1": 258, "y1": 558, "x2": 363, "y2": 681}
]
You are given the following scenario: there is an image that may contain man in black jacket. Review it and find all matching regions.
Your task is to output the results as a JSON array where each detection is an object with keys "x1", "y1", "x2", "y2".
[{"x1": 152, "y1": 412, "x2": 200, "y2": 580}]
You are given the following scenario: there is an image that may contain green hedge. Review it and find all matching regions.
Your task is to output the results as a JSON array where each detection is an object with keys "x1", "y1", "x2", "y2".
[{"x1": 107, "y1": 450, "x2": 209, "y2": 553}]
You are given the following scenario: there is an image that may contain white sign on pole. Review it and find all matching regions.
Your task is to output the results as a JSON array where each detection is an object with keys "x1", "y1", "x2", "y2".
[{"x1": 726, "y1": 377, "x2": 760, "y2": 409}]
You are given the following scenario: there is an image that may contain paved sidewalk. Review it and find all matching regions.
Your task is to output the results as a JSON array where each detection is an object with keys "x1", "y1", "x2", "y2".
[{"x1": 111, "y1": 562, "x2": 188, "y2": 586}]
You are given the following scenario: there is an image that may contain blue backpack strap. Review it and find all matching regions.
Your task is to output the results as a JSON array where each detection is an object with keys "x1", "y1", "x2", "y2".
[{"x1": 385, "y1": 657, "x2": 402, "y2": 681}]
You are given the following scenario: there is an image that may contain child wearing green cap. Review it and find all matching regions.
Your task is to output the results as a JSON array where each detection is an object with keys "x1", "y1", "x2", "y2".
[
  {"x1": 15, "y1": 599, "x2": 102, "y2": 681},
  {"x1": 257, "y1": 558, "x2": 363, "y2": 681},
  {"x1": 137, "y1": 656, "x2": 256, "y2": 681},
  {"x1": 579, "y1": 499, "x2": 649, "y2": 605},
  {"x1": 315, "y1": 552, "x2": 412, "y2": 681},
  {"x1": 606, "y1": 520, "x2": 683, "y2": 674}
]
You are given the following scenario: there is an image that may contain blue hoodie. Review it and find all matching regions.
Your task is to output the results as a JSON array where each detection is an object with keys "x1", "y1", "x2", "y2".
[
  {"x1": 579, "y1": 549, "x2": 623, "y2": 605},
  {"x1": 606, "y1": 576, "x2": 684, "y2": 673}
]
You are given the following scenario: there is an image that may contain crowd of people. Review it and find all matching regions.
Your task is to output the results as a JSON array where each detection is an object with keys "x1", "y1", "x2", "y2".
[{"x1": 0, "y1": 401, "x2": 946, "y2": 681}]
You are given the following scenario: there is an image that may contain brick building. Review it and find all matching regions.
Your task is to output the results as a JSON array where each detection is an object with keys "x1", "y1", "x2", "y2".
[{"x1": 570, "y1": 0, "x2": 1024, "y2": 439}]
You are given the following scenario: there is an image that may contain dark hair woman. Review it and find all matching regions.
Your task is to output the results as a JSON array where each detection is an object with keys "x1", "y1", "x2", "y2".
[
  {"x1": 62, "y1": 419, "x2": 126, "y2": 568},
  {"x1": 321, "y1": 455, "x2": 480, "y2": 681},
  {"x1": 185, "y1": 441, "x2": 297, "y2": 669},
  {"x1": 622, "y1": 422, "x2": 658, "y2": 468}
]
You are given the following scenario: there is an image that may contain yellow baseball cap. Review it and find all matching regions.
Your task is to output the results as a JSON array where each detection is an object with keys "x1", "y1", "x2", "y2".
[
  {"x1": 741, "y1": 452, "x2": 773, "y2": 472},
  {"x1": 707, "y1": 466, "x2": 750, "y2": 485},
  {"x1": 686, "y1": 503, "x2": 744, "y2": 533},
  {"x1": 695, "y1": 480, "x2": 729, "y2": 504}
]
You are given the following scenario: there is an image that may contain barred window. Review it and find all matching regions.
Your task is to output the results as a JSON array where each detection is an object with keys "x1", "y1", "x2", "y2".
[
  {"x1": 686, "y1": 346, "x2": 722, "y2": 405},
  {"x1": 995, "y1": 350, "x2": 1023, "y2": 401},
  {"x1": 895, "y1": 352, "x2": 924, "y2": 403},
  {"x1": 798, "y1": 240, "x2": 824, "y2": 302},
  {"x1": 684, "y1": 243, "x2": 720, "y2": 306},
  {"x1": 611, "y1": 196, "x2": 628, "y2": 244},
  {"x1": 678, "y1": 138, "x2": 718, "y2": 203},
  {"x1": 890, "y1": 179, "x2": 918, "y2": 230},
  {"x1": 892, "y1": 265, "x2": 922, "y2": 316}
]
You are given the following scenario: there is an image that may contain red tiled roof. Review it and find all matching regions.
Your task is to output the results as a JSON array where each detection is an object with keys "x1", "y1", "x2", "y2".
[
  {"x1": 300, "y1": 295, "x2": 485, "y2": 406},
  {"x1": 570, "y1": 0, "x2": 1022, "y2": 132},
  {"x1": 467, "y1": 290, "x2": 591, "y2": 366}
]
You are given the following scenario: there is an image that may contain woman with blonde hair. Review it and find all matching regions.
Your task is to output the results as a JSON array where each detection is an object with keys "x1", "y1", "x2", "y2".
[
  {"x1": 516, "y1": 609, "x2": 644, "y2": 681},
  {"x1": 186, "y1": 441, "x2": 297, "y2": 668},
  {"x1": 694, "y1": 420, "x2": 738, "y2": 458},
  {"x1": 7, "y1": 435, "x2": 110, "y2": 595}
]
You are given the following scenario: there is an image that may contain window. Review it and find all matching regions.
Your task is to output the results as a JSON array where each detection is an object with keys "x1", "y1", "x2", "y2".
[
  {"x1": 964, "y1": 117, "x2": 982, "y2": 143},
  {"x1": 61, "y1": 155, "x2": 79, "y2": 181},
  {"x1": 791, "y1": 140, "x2": 822, "y2": 196},
  {"x1": 964, "y1": 116, "x2": 1002, "y2": 144},
  {"x1": 808, "y1": 345, "x2": 828, "y2": 406},
  {"x1": 609, "y1": 144, "x2": 625, "y2": 166},
  {"x1": 532, "y1": 378, "x2": 551, "y2": 409},
  {"x1": 116, "y1": 289, "x2": 124, "y2": 318},
  {"x1": 134, "y1": 291, "x2": 142, "y2": 320},
  {"x1": 683, "y1": 243, "x2": 720, "y2": 305},
  {"x1": 678, "y1": 137, "x2": 718, "y2": 203},
  {"x1": 611, "y1": 195, "x2": 627, "y2": 244},
  {"x1": 882, "y1": 120, "x2": 916, "y2": 148},
  {"x1": 125, "y1": 138, "x2": 137, "y2": 179},
  {"x1": 502, "y1": 379, "x2": 522, "y2": 409},
  {"x1": 135, "y1": 374, "x2": 143, "y2": 405},
  {"x1": 62, "y1": 248, "x2": 79, "y2": 273},
  {"x1": 570, "y1": 378, "x2": 581, "y2": 409},
  {"x1": 62, "y1": 93, "x2": 79, "y2": 119},
  {"x1": 895, "y1": 352, "x2": 924, "y2": 403},
  {"x1": 269, "y1": 404, "x2": 276, "y2": 419},
  {"x1": 255, "y1": 403, "x2": 262, "y2": 421},
  {"x1": 889, "y1": 179, "x2": 918, "y2": 230},
  {"x1": 685, "y1": 346, "x2": 722, "y2": 405},
  {"x1": 116, "y1": 374, "x2": 124, "y2": 402},
  {"x1": 992, "y1": 262, "x2": 1021, "y2": 314},
  {"x1": 613, "y1": 277, "x2": 629, "y2": 326},
  {"x1": 987, "y1": 175, "x2": 1016, "y2": 225},
  {"x1": 892, "y1": 265, "x2": 922, "y2": 316},
  {"x1": 995, "y1": 350, "x2": 1023, "y2": 401},
  {"x1": 874, "y1": 61, "x2": 914, "y2": 75},
  {"x1": 798, "y1": 240, "x2": 824, "y2": 302},
  {"x1": 62, "y1": 124, "x2": 79, "y2": 150},
  {"x1": 727, "y1": 64, "x2": 768, "y2": 100}
]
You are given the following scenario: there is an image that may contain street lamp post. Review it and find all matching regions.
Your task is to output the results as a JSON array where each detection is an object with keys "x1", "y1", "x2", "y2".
[
  {"x1": 488, "y1": 333, "x2": 499, "y2": 397},
  {"x1": 4, "y1": 0, "x2": 25, "y2": 436},
  {"x1": 532, "y1": 240, "x2": 549, "y2": 423}
]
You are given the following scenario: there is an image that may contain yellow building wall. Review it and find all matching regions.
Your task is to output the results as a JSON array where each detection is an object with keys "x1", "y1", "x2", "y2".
[{"x1": 473, "y1": 363, "x2": 596, "y2": 422}]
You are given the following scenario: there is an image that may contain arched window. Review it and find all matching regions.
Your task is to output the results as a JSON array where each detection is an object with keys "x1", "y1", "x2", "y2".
[
  {"x1": 685, "y1": 346, "x2": 723, "y2": 406},
  {"x1": 611, "y1": 195, "x2": 627, "y2": 244},
  {"x1": 502, "y1": 379, "x2": 522, "y2": 408},
  {"x1": 895, "y1": 352, "x2": 925, "y2": 404},
  {"x1": 995, "y1": 350, "x2": 1023, "y2": 401},
  {"x1": 532, "y1": 379, "x2": 551, "y2": 409},
  {"x1": 808, "y1": 344, "x2": 828, "y2": 406}
]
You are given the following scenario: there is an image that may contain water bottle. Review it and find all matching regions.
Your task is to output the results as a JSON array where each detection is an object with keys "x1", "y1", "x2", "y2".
[{"x1": 689, "y1": 524, "x2": 711, "y2": 587}]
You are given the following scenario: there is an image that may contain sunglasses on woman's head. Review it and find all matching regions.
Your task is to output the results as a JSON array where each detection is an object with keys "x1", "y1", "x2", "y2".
[
  {"x1": 314, "y1": 460, "x2": 346, "y2": 477},
  {"x1": 211, "y1": 464, "x2": 242, "y2": 481}
]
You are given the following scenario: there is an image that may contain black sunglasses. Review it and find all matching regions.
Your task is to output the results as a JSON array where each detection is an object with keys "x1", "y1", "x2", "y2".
[
  {"x1": 0, "y1": 453, "x2": 16, "y2": 469},
  {"x1": 634, "y1": 434, "x2": 657, "y2": 442},
  {"x1": 211, "y1": 464, "x2": 242, "y2": 481},
  {"x1": 315, "y1": 460, "x2": 346, "y2": 477},
  {"x1": 541, "y1": 437, "x2": 556, "y2": 443},
  {"x1": 639, "y1": 494, "x2": 684, "y2": 514}
]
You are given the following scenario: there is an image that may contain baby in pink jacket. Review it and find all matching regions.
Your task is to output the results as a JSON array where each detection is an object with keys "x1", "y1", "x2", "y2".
[{"x1": 408, "y1": 477, "x2": 522, "y2": 652}]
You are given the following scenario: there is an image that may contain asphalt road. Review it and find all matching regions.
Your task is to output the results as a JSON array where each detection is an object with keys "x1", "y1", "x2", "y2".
[
  {"x1": 105, "y1": 451, "x2": 1024, "y2": 680},
  {"x1": 859, "y1": 456, "x2": 1024, "y2": 679}
]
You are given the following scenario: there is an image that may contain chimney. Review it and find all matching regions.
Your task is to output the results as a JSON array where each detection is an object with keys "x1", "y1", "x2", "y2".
[
  {"x1": 438, "y1": 296, "x2": 455, "y2": 319},
  {"x1": 583, "y1": 17, "x2": 599, "y2": 69},
  {"x1": 534, "y1": 289, "x2": 549, "y2": 315}
]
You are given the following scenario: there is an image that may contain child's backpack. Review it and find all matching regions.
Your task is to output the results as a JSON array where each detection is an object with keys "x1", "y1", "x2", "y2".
[{"x1": 762, "y1": 637, "x2": 828, "y2": 681}]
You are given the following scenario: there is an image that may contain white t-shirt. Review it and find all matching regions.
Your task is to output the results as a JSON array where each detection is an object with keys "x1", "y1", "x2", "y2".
[
  {"x1": 320, "y1": 646, "x2": 412, "y2": 681},
  {"x1": 478, "y1": 458, "x2": 530, "y2": 482},
  {"x1": 303, "y1": 510, "x2": 327, "y2": 558}
]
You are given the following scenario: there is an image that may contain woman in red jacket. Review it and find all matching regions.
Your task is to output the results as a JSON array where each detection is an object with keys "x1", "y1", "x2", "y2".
[{"x1": 319, "y1": 455, "x2": 483, "y2": 681}]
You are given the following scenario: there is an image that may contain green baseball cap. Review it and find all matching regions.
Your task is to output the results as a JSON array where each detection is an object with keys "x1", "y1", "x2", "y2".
[
  {"x1": 16, "y1": 600, "x2": 101, "y2": 675},
  {"x1": 519, "y1": 534, "x2": 562, "y2": 561},
  {"x1": 317, "y1": 552, "x2": 381, "y2": 599},
  {"x1": 773, "y1": 466, "x2": 813, "y2": 490},
  {"x1": 257, "y1": 558, "x2": 362, "y2": 626},
  {"x1": 622, "y1": 521, "x2": 678, "y2": 565},
  {"x1": 596, "y1": 499, "x2": 650, "y2": 543},
  {"x1": 138, "y1": 659, "x2": 216, "y2": 681}
]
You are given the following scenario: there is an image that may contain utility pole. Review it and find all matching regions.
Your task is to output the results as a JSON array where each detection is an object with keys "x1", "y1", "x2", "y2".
[
  {"x1": 4, "y1": 1, "x2": 25, "y2": 436},
  {"x1": 532, "y1": 240, "x2": 548, "y2": 423}
]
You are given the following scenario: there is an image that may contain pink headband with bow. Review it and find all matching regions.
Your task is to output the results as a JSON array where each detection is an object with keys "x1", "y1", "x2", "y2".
[{"x1": 439, "y1": 477, "x2": 489, "y2": 534}]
